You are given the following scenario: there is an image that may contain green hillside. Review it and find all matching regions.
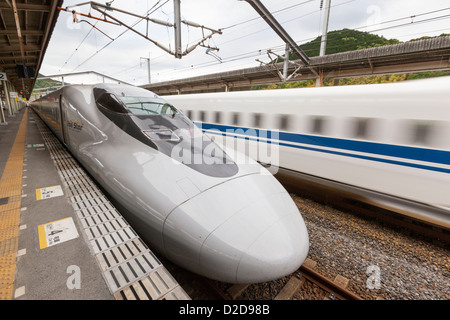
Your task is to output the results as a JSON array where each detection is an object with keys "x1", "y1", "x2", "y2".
[
  {"x1": 298, "y1": 28, "x2": 400, "y2": 58},
  {"x1": 33, "y1": 73, "x2": 64, "y2": 89}
]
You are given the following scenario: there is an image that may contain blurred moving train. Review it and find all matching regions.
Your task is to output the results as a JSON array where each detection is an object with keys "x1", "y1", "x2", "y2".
[
  {"x1": 30, "y1": 83, "x2": 309, "y2": 284},
  {"x1": 164, "y1": 76, "x2": 450, "y2": 230}
]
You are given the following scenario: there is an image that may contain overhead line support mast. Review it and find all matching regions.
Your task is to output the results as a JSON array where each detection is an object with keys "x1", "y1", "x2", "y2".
[
  {"x1": 59, "y1": 1, "x2": 222, "y2": 59},
  {"x1": 242, "y1": 0, "x2": 321, "y2": 84},
  {"x1": 242, "y1": 0, "x2": 310, "y2": 66}
]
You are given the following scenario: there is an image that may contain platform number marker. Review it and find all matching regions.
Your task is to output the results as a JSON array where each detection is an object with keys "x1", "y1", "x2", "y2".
[
  {"x1": 38, "y1": 217, "x2": 79, "y2": 249},
  {"x1": 36, "y1": 185, "x2": 64, "y2": 200},
  {"x1": 27, "y1": 143, "x2": 45, "y2": 148}
]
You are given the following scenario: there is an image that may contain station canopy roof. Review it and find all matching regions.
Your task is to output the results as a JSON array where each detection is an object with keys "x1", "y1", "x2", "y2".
[{"x1": 0, "y1": 0, "x2": 62, "y2": 99}]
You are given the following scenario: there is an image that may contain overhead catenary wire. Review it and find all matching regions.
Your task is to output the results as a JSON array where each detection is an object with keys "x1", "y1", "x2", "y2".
[
  {"x1": 220, "y1": 0, "x2": 316, "y2": 31},
  {"x1": 215, "y1": 0, "x2": 356, "y2": 48},
  {"x1": 62, "y1": 0, "x2": 337, "y2": 77},
  {"x1": 67, "y1": 0, "x2": 169, "y2": 72},
  {"x1": 290, "y1": 8, "x2": 450, "y2": 52},
  {"x1": 55, "y1": 1, "x2": 450, "y2": 85},
  {"x1": 218, "y1": 5, "x2": 450, "y2": 61},
  {"x1": 149, "y1": 10, "x2": 450, "y2": 82},
  {"x1": 216, "y1": 1, "x2": 449, "y2": 50},
  {"x1": 57, "y1": 0, "x2": 118, "y2": 73},
  {"x1": 57, "y1": 17, "x2": 100, "y2": 73}
]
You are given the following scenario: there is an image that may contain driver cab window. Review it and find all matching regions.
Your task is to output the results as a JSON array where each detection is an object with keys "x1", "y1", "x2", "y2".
[
  {"x1": 96, "y1": 93, "x2": 128, "y2": 114},
  {"x1": 120, "y1": 96, "x2": 177, "y2": 116}
]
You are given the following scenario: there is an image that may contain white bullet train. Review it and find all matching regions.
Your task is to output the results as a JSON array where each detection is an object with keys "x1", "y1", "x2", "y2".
[
  {"x1": 30, "y1": 83, "x2": 309, "y2": 284},
  {"x1": 164, "y1": 76, "x2": 450, "y2": 230}
]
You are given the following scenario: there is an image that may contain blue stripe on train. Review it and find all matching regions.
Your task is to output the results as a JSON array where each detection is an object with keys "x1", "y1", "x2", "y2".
[{"x1": 195, "y1": 122, "x2": 450, "y2": 174}]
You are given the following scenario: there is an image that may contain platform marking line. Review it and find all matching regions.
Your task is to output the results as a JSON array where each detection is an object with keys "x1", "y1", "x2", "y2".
[
  {"x1": 14, "y1": 286, "x2": 25, "y2": 298},
  {"x1": 0, "y1": 109, "x2": 27, "y2": 300}
]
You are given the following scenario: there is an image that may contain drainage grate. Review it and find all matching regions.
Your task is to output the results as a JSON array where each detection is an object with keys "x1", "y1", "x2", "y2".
[{"x1": 34, "y1": 114, "x2": 189, "y2": 300}]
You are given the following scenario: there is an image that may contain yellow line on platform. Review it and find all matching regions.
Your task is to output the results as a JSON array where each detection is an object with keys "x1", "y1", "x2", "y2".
[
  {"x1": 37, "y1": 224, "x2": 47, "y2": 249},
  {"x1": 0, "y1": 109, "x2": 27, "y2": 300}
]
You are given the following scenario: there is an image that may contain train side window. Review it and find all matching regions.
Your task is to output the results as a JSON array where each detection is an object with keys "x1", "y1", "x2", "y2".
[
  {"x1": 215, "y1": 111, "x2": 222, "y2": 124},
  {"x1": 200, "y1": 111, "x2": 206, "y2": 122},
  {"x1": 253, "y1": 113, "x2": 262, "y2": 128},
  {"x1": 186, "y1": 110, "x2": 192, "y2": 119},
  {"x1": 353, "y1": 118, "x2": 370, "y2": 139},
  {"x1": 310, "y1": 116, "x2": 326, "y2": 135},
  {"x1": 96, "y1": 93, "x2": 128, "y2": 114},
  {"x1": 279, "y1": 114, "x2": 289, "y2": 131},
  {"x1": 412, "y1": 121, "x2": 433, "y2": 145},
  {"x1": 232, "y1": 113, "x2": 240, "y2": 126}
]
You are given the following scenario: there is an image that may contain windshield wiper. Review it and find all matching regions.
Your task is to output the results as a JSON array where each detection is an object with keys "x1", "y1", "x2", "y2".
[{"x1": 168, "y1": 104, "x2": 177, "y2": 118}]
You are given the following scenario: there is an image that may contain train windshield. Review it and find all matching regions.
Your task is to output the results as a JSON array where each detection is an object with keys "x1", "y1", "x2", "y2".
[{"x1": 120, "y1": 96, "x2": 178, "y2": 116}]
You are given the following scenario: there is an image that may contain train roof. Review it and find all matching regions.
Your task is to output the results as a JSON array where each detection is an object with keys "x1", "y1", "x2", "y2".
[{"x1": 93, "y1": 83, "x2": 157, "y2": 98}]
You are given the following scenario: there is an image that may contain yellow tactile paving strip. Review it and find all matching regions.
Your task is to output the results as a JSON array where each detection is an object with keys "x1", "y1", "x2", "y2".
[{"x1": 0, "y1": 109, "x2": 27, "y2": 300}]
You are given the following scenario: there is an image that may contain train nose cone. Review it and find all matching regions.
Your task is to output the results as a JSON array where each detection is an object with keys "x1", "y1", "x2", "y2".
[
  {"x1": 163, "y1": 173, "x2": 309, "y2": 284},
  {"x1": 237, "y1": 212, "x2": 309, "y2": 283},
  {"x1": 200, "y1": 192, "x2": 309, "y2": 283}
]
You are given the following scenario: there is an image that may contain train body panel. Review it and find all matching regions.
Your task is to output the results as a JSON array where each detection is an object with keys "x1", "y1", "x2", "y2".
[
  {"x1": 31, "y1": 83, "x2": 309, "y2": 283},
  {"x1": 164, "y1": 77, "x2": 450, "y2": 229},
  {"x1": 164, "y1": 172, "x2": 308, "y2": 283}
]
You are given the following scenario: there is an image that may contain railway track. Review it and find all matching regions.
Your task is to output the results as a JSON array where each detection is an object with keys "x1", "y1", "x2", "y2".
[
  {"x1": 296, "y1": 261, "x2": 363, "y2": 300},
  {"x1": 199, "y1": 258, "x2": 363, "y2": 300}
]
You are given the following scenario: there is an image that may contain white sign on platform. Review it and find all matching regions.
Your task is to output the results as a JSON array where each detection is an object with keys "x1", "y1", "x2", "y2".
[
  {"x1": 0, "y1": 72, "x2": 7, "y2": 81},
  {"x1": 38, "y1": 217, "x2": 79, "y2": 249},
  {"x1": 36, "y1": 185, "x2": 64, "y2": 200},
  {"x1": 27, "y1": 143, "x2": 45, "y2": 148}
]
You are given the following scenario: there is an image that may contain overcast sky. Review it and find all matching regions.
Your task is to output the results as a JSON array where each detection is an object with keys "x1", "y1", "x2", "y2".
[{"x1": 39, "y1": 0, "x2": 450, "y2": 86}]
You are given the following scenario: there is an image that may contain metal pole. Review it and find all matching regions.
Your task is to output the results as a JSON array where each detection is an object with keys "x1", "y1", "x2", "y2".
[
  {"x1": 140, "y1": 55, "x2": 151, "y2": 84},
  {"x1": 283, "y1": 44, "x2": 289, "y2": 82},
  {"x1": 88, "y1": 2, "x2": 173, "y2": 27},
  {"x1": 243, "y1": 0, "x2": 309, "y2": 65},
  {"x1": 147, "y1": 53, "x2": 151, "y2": 84},
  {"x1": 173, "y1": 0, "x2": 182, "y2": 59},
  {"x1": 319, "y1": 0, "x2": 331, "y2": 57},
  {"x1": 317, "y1": 0, "x2": 331, "y2": 86}
]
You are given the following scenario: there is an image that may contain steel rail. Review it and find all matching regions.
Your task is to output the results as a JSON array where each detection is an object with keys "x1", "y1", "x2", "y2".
[{"x1": 299, "y1": 265, "x2": 364, "y2": 300}]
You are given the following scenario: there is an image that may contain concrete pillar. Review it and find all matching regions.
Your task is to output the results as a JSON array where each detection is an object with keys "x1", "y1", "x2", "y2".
[
  {"x1": 315, "y1": 70, "x2": 324, "y2": 87},
  {"x1": 0, "y1": 82, "x2": 7, "y2": 124},
  {"x1": 3, "y1": 81, "x2": 14, "y2": 116},
  {"x1": 9, "y1": 82, "x2": 18, "y2": 114},
  {"x1": 0, "y1": 99, "x2": 6, "y2": 125}
]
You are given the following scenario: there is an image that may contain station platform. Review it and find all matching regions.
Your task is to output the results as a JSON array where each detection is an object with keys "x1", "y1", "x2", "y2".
[{"x1": 0, "y1": 107, "x2": 190, "y2": 300}]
